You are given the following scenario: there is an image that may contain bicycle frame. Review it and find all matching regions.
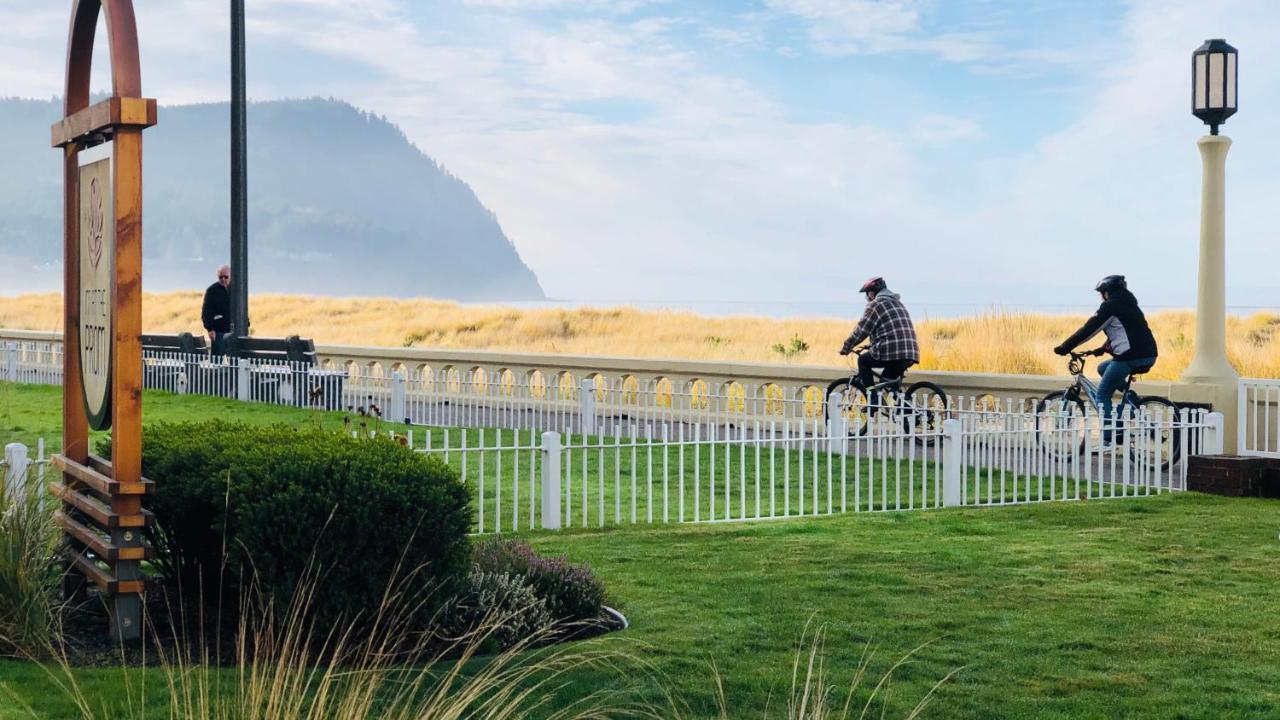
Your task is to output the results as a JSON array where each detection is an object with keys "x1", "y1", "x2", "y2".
[
  {"x1": 840, "y1": 351, "x2": 906, "y2": 407},
  {"x1": 1061, "y1": 353, "x2": 1141, "y2": 417}
]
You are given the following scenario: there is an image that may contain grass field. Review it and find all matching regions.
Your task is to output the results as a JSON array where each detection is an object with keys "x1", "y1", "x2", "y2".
[
  {"x1": 3, "y1": 495, "x2": 1279, "y2": 718},
  {"x1": 3, "y1": 292, "x2": 1280, "y2": 380},
  {"x1": 3, "y1": 386, "x2": 1279, "y2": 718}
]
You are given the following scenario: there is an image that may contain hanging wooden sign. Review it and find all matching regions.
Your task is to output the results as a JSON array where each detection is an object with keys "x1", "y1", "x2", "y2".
[{"x1": 78, "y1": 143, "x2": 114, "y2": 430}]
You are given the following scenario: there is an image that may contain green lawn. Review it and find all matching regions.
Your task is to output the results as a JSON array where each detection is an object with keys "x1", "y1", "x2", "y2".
[
  {"x1": 3, "y1": 382, "x2": 1277, "y2": 718},
  {"x1": 0, "y1": 380, "x2": 416, "y2": 453}
]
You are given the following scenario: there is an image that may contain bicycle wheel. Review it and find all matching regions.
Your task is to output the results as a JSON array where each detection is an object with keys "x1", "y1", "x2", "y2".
[
  {"x1": 1127, "y1": 396, "x2": 1180, "y2": 473},
  {"x1": 1035, "y1": 390, "x2": 1087, "y2": 460},
  {"x1": 902, "y1": 381, "x2": 947, "y2": 446},
  {"x1": 824, "y1": 378, "x2": 871, "y2": 437}
]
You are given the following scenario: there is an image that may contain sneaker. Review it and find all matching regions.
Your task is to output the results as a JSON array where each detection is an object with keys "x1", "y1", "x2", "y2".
[{"x1": 1092, "y1": 441, "x2": 1118, "y2": 453}]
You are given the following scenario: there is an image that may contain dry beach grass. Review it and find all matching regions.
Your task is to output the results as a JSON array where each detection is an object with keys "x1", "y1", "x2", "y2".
[{"x1": 1, "y1": 292, "x2": 1278, "y2": 380}]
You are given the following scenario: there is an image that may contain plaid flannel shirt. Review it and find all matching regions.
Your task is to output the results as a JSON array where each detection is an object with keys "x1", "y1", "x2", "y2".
[{"x1": 841, "y1": 293, "x2": 920, "y2": 363}]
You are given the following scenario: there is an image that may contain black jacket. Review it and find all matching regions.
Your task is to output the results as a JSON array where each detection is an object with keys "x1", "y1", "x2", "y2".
[
  {"x1": 201, "y1": 282, "x2": 231, "y2": 334},
  {"x1": 1060, "y1": 290, "x2": 1158, "y2": 362}
]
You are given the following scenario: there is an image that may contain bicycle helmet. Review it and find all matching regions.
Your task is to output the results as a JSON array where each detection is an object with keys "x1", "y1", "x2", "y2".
[
  {"x1": 1095, "y1": 275, "x2": 1126, "y2": 293},
  {"x1": 860, "y1": 276, "x2": 887, "y2": 295}
]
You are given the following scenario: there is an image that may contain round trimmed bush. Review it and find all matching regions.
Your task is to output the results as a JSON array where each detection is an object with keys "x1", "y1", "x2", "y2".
[{"x1": 105, "y1": 420, "x2": 471, "y2": 629}]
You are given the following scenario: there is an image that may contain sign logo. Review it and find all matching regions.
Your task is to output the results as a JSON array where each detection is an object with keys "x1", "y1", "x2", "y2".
[
  {"x1": 87, "y1": 177, "x2": 105, "y2": 270},
  {"x1": 79, "y1": 151, "x2": 114, "y2": 430}
]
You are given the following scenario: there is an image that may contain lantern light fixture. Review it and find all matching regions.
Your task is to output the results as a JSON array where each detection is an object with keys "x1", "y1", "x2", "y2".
[{"x1": 1192, "y1": 39, "x2": 1237, "y2": 135}]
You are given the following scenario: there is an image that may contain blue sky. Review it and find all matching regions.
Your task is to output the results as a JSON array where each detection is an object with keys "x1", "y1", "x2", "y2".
[{"x1": 1, "y1": 0, "x2": 1277, "y2": 311}]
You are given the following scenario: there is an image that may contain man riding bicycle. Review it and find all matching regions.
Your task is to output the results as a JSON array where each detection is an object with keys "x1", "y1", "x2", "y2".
[
  {"x1": 1053, "y1": 275, "x2": 1159, "y2": 445},
  {"x1": 839, "y1": 277, "x2": 920, "y2": 394}
]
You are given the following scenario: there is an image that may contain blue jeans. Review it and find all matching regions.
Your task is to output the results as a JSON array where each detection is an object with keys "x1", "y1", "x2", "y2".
[{"x1": 1094, "y1": 357, "x2": 1156, "y2": 443}]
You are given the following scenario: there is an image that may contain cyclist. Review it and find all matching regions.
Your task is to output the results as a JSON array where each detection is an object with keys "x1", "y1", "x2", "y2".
[
  {"x1": 839, "y1": 277, "x2": 920, "y2": 397},
  {"x1": 1053, "y1": 275, "x2": 1159, "y2": 446}
]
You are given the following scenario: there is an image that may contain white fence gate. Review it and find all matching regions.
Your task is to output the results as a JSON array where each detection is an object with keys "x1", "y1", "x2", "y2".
[{"x1": 1238, "y1": 378, "x2": 1280, "y2": 458}]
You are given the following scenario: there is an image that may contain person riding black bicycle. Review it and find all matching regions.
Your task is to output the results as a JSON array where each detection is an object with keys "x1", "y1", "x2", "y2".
[
  {"x1": 1053, "y1": 275, "x2": 1159, "y2": 446},
  {"x1": 839, "y1": 277, "x2": 920, "y2": 398}
]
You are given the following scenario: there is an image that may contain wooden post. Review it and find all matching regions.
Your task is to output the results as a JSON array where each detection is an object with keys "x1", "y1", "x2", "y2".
[{"x1": 52, "y1": 0, "x2": 157, "y2": 642}]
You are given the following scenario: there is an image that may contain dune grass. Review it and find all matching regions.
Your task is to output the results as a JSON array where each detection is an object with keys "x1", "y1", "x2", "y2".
[{"x1": 3, "y1": 292, "x2": 1280, "y2": 380}]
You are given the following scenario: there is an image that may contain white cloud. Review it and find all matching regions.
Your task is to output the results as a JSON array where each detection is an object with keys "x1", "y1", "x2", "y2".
[
  {"x1": 0, "y1": 0, "x2": 1276, "y2": 309},
  {"x1": 949, "y1": 0, "x2": 1280, "y2": 304},
  {"x1": 910, "y1": 114, "x2": 982, "y2": 145},
  {"x1": 764, "y1": 0, "x2": 994, "y2": 61}
]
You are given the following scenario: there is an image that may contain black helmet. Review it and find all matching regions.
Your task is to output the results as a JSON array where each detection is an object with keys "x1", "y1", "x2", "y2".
[
  {"x1": 860, "y1": 276, "x2": 887, "y2": 294},
  {"x1": 1095, "y1": 275, "x2": 1126, "y2": 293}
]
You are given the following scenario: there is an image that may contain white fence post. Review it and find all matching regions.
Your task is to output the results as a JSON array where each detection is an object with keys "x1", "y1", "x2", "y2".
[
  {"x1": 826, "y1": 391, "x2": 847, "y2": 453},
  {"x1": 540, "y1": 431, "x2": 562, "y2": 530},
  {"x1": 1205, "y1": 412, "x2": 1225, "y2": 455},
  {"x1": 5, "y1": 342, "x2": 17, "y2": 382},
  {"x1": 1236, "y1": 382, "x2": 1247, "y2": 455},
  {"x1": 236, "y1": 359, "x2": 251, "y2": 402},
  {"x1": 4, "y1": 442, "x2": 29, "y2": 499},
  {"x1": 579, "y1": 379, "x2": 597, "y2": 436},
  {"x1": 390, "y1": 371, "x2": 407, "y2": 423},
  {"x1": 942, "y1": 419, "x2": 962, "y2": 507}
]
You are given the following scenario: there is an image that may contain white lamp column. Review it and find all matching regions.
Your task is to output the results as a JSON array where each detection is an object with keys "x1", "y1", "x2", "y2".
[
  {"x1": 1183, "y1": 39, "x2": 1239, "y2": 387},
  {"x1": 1181, "y1": 135, "x2": 1237, "y2": 383}
]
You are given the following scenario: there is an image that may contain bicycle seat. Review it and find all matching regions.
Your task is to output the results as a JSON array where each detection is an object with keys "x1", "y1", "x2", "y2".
[{"x1": 1128, "y1": 365, "x2": 1153, "y2": 378}]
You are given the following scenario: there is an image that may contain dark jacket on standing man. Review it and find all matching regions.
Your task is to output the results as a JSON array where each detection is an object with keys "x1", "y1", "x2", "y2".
[
  {"x1": 1057, "y1": 289, "x2": 1158, "y2": 362},
  {"x1": 201, "y1": 282, "x2": 232, "y2": 334}
]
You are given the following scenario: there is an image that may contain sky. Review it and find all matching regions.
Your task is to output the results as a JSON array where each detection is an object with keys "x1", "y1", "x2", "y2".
[{"x1": 1, "y1": 0, "x2": 1277, "y2": 313}]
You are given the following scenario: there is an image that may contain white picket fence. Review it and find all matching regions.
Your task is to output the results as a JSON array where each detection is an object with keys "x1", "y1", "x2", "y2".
[
  {"x1": 8, "y1": 400, "x2": 1219, "y2": 535},
  {"x1": 408, "y1": 402, "x2": 1219, "y2": 534},
  {"x1": 3, "y1": 336, "x2": 1229, "y2": 535},
  {"x1": 1, "y1": 440, "x2": 50, "y2": 508},
  {"x1": 1238, "y1": 378, "x2": 1280, "y2": 458}
]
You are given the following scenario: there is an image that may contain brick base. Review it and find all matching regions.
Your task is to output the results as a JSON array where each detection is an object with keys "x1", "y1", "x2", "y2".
[{"x1": 1187, "y1": 455, "x2": 1280, "y2": 498}]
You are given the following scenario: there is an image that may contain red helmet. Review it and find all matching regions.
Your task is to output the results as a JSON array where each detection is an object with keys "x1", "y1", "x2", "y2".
[{"x1": 860, "y1": 276, "x2": 887, "y2": 294}]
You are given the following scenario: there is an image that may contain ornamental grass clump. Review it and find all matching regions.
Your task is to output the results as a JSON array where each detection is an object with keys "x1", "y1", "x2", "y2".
[
  {"x1": 17, "y1": 555, "x2": 645, "y2": 720},
  {"x1": 704, "y1": 620, "x2": 960, "y2": 720},
  {"x1": 0, "y1": 464, "x2": 59, "y2": 658}
]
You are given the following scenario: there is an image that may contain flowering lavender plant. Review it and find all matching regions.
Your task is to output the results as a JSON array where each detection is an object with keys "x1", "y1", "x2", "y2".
[{"x1": 472, "y1": 538, "x2": 606, "y2": 622}]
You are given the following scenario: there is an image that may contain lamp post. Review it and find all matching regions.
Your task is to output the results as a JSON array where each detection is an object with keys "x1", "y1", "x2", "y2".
[
  {"x1": 1181, "y1": 39, "x2": 1238, "y2": 385},
  {"x1": 230, "y1": 0, "x2": 249, "y2": 348}
]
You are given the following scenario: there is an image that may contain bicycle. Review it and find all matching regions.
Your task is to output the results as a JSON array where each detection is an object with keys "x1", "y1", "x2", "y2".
[
  {"x1": 1034, "y1": 348, "x2": 1180, "y2": 470},
  {"x1": 823, "y1": 346, "x2": 948, "y2": 445}
]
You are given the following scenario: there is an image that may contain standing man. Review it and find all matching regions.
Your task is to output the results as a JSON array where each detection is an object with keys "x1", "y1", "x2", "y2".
[
  {"x1": 839, "y1": 277, "x2": 920, "y2": 393},
  {"x1": 202, "y1": 264, "x2": 232, "y2": 356}
]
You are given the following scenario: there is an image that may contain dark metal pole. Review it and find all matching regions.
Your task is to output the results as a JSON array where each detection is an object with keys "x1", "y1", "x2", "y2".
[{"x1": 230, "y1": 0, "x2": 249, "y2": 343}]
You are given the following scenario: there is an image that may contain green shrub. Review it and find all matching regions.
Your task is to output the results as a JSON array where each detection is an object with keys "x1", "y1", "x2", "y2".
[
  {"x1": 472, "y1": 539, "x2": 606, "y2": 623},
  {"x1": 102, "y1": 421, "x2": 471, "y2": 629},
  {"x1": 0, "y1": 465, "x2": 59, "y2": 657},
  {"x1": 442, "y1": 569, "x2": 552, "y2": 654}
]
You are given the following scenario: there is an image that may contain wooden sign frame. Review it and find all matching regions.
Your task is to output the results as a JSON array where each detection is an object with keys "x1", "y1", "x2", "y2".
[{"x1": 51, "y1": 0, "x2": 157, "y2": 642}]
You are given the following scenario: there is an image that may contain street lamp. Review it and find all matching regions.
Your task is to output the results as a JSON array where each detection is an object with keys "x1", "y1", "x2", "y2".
[
  {"x1": 1192, "y1": 39, "x2": 1237, "y2": 135},
  {"x1": 1182, "y1": 39, "x2": 1239, "y2": 418}
]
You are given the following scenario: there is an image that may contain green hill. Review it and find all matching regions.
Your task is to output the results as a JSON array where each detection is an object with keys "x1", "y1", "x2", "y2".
[{"x1": 0, "y1": 97, "x2": 544, "y2": 300}]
